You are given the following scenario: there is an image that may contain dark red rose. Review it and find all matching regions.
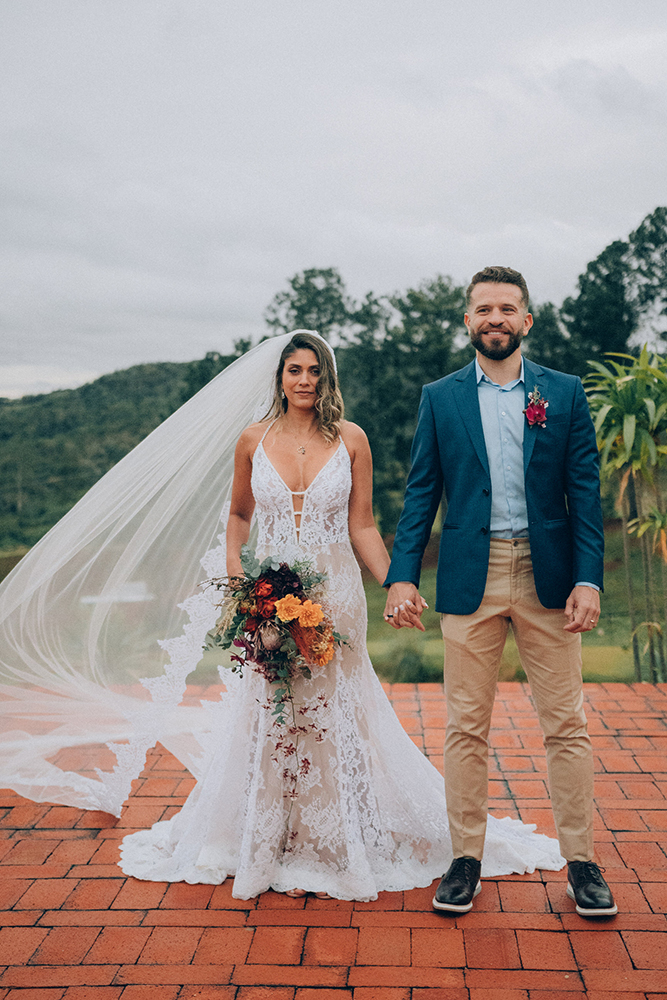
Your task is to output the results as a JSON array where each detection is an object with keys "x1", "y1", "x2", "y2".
[
  {"x1": 525, "y1": 401, "x2": 547, "y2": 427},
  {"x1": 258, "y1": 598, "x2": 276, "y2": 618},
  {"x1": 244, "y1": 617, "x2": 259, "y2": 632}
]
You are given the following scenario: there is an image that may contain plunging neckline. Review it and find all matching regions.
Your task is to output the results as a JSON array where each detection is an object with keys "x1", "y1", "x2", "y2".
[{"x1": 257, "y1": 439, "x2": 343, "y2": 495}]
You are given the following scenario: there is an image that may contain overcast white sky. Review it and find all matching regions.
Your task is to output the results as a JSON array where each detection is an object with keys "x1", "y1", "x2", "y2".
[{"x1": 2, "y1": 0, "x2": 666, "y2": 396}]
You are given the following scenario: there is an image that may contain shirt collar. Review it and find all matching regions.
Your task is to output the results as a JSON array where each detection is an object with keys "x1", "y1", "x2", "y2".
[{"x1": 475, "y1": 356, "x2": 525, "y2": 387}]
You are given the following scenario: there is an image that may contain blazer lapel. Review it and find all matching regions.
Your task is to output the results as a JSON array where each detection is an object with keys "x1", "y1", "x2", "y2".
[
  {"x1": 452, "y1": 361, "x2": 489, "y2": 475},
  {"x1": 523, "y1": 357, "x2": 546, "y2": 473}
]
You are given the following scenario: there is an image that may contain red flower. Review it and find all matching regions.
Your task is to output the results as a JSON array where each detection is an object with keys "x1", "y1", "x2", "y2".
[
  {"x1": 258, "y1": 598, "x2": 277, "y2": 618},
  {"x1": 523, "y1": 385, "x2": 548, "y2": 429},
  {"x1": 244, "y1": 617, "x2": 259, "y2": 632},
  {"x1": 255, "y1": 578, "x2": 273, "y2": 597}
]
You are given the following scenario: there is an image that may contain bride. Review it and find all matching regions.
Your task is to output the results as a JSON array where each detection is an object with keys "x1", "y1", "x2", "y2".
[{"x1": 0, "y1": 330, "x2": 563, "y2": 901}]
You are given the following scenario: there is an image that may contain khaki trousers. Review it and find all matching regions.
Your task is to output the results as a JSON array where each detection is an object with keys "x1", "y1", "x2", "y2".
[{"x1": 440, "y1": 538, "x2": 594, "y2": 863}]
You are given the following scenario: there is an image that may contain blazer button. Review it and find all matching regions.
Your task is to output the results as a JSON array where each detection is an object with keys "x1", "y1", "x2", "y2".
[
  {"x1": 483, "y1": 488, "x2": 490, "y2": 496},
  {"x1": 481, "y1": 527, "x2": 488, "y2": 534}
]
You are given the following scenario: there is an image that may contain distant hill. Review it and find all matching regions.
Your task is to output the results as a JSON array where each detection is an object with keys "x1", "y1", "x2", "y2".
[{"x1": 0, "y1": 352, "x2": 234, "y2": 551}]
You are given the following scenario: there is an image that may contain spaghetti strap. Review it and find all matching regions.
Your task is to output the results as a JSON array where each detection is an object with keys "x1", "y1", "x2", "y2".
[{"x1": 258, "y1": 421, "x2": 276, "y2": 445}]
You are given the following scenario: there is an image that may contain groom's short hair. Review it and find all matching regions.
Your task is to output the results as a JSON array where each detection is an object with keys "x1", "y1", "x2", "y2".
[{"x1": 466, "y1": 266, "x2": 530, "y2": 310}]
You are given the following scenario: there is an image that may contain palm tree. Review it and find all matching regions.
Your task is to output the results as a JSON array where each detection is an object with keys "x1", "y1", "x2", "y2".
[{"x1": 585, "y1": 348, "x2": 667, "y2": 682}]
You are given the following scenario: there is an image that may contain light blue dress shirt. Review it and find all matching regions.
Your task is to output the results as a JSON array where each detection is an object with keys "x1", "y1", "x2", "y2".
[
  {"x1": 475, "y1": 358, "x2": 598, "y2": 591},
  {"x1": 475, "y1": 358, "x2": 528, "y2": 538}
]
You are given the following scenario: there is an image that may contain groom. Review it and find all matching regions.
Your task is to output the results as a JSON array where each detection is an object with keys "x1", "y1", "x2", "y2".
[{"x1": 384, "y1": 266, "x2": 616, "y2": 917}]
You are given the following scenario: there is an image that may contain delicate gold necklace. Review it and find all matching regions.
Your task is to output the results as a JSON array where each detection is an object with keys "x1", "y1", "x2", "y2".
[{"x1": 282, "y1": 420, "x2": 319, "y2": 454}]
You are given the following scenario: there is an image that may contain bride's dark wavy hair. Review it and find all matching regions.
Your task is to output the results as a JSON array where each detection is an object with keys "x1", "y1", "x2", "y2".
[{"x1": 262, "y1": 332, "x2": 344, "y2": 444}]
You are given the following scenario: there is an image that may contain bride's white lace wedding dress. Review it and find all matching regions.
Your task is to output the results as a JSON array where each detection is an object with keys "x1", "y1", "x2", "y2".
[{"x1": 119, "y1": 436, "x2": 564, "y2": 900}]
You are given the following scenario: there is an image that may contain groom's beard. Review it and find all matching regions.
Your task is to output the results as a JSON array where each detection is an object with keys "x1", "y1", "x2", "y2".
[{"x1": 470, "y1": 328, "x2": 524, "y2": 361}]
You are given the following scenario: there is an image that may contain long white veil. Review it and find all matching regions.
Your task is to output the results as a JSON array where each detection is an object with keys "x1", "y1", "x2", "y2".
[{"x1": 0, "y1": 330, "x2": 329, "y2": 816}]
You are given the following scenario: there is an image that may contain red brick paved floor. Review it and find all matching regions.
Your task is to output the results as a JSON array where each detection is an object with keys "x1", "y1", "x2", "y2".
[{"x1": 1, "y1": 681, "x2": 667, "y2": 999}]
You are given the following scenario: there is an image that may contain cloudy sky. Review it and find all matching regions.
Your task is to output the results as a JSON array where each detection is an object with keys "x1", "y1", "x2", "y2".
[{"x1": 2, "y1": 0, "x2": 666, "y2": 396}]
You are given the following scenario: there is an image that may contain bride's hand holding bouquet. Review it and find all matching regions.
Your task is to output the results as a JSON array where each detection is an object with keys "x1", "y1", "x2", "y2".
[{"x1": 205, "y1": 545, "x2": 348, "y2": 722}]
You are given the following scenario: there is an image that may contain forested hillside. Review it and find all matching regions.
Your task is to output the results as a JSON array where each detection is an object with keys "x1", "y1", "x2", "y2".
[
  {"x1": 2, "y1": 206, "x2": 666, "y2": 551},
  {"x1": 0, "y1": 357, "x2": 237, "y2": 549}
]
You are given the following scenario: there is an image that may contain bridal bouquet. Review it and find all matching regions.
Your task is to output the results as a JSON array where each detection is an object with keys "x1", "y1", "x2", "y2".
[{"x1": 205, "y1": 546, "x2": 347, "y2": 721}]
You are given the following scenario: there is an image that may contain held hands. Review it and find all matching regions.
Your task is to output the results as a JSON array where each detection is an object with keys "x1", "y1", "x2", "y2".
[
  {"x1": 383, "y1": 583, "x2": 428, "y2": 631},
  {"x1": 563, "y1": 585, "x2": 601, "y2": 633},
  {"x1": 384, "y1": 583, "x2": 600, "y2": 632}
]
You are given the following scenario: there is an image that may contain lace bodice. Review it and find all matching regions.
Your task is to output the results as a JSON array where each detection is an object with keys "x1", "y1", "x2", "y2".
[
  {"x1": 251, "y1": 435, "x2": 361, "y2": 648},
  {"x1": 251, "y1": 437, "x2": 352, "y2": 553}
]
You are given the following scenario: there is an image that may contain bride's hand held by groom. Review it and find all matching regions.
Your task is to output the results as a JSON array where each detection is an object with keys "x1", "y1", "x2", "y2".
[{"x1": 383, "y1": 582, "x2": 428, "y2": 631}]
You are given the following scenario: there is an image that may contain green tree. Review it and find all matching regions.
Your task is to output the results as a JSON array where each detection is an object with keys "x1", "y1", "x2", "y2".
[
  {"x1": 524, "y1": 301, "x2": 578, "y2": 373},
  {"x1": 180, "y1": 342, "x2": 252, "y2": 404},
  {"x1": 264, "y1": 267, "x2": 353, "y2": 341},
  {"x1": 340, "y1": 275, "x2": 468, "y2": 533},
  {"x1": 624, "y1": 206, "x2": 667, "y2": 349},
  {"x1": 561, "y1": 241, "x2": 637, "y2": 375},
  {"x1": 336, "y1": 294, "x2": 398, "y2": 530},
  {"x1": 387, "y1": 275, "x2": 469, "y2": 471},
  {"x1": 560, "y1": 206, "x2": 667, "y2": 374}
]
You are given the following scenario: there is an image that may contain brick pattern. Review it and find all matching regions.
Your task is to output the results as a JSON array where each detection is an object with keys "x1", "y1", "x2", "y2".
[{"x1": 0, "y1": 681, "x2": 666, "y2": 999}]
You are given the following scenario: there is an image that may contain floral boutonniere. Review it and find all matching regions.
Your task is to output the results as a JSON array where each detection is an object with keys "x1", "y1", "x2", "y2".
[{"x1": 523, "y1": 385, "x2": 548, "y2": 428}]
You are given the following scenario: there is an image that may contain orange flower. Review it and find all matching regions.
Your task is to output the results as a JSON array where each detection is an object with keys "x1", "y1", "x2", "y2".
[
  {"x1": 297, "y1": 600, "x2": 325, "y2": 628},
  {"x1": 274, "y1": 594, "x2": 302, "y2": 622},
  {"x1": 291, "y1": 623, "x2": 316, "y2": 658},
  {"x1": 255, "y1": 578, "x2": 273, "y2": 597},
  {"x1": 314, "y1": 643, "x2": 335, "y2": 666},
  {"x1": 310, "y1": 625, "x2": 333, "y2": 654}
]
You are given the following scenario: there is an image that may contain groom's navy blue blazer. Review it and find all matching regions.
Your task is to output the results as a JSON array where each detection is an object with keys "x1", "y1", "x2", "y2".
[{"x1": 385, "y1": 357, "x2": 604, "y2": 615}]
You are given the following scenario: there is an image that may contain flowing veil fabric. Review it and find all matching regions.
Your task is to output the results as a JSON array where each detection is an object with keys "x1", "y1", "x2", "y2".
[{"x1": 0, "y1": 331, "x2": 317, "y2": 816}]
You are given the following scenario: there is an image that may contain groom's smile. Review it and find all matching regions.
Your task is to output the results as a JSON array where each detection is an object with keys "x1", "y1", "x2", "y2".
[{"x1": 465, "y1": 281, "x2": 533, "y2": 363}]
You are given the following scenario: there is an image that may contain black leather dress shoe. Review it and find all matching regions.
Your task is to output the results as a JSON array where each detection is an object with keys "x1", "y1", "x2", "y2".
[
  {"x1": 432, "y1": 856, "x2": 482, "y2": 912},
  {"x1": 566, "y1": 861, "x2": 618, "y2": 916}
]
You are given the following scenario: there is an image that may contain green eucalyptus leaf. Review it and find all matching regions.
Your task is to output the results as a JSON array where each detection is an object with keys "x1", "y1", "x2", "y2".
[{"x1": 241, "y1": 545, "x2": 261, "y2": 579}]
